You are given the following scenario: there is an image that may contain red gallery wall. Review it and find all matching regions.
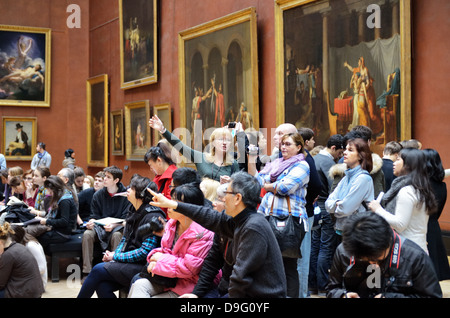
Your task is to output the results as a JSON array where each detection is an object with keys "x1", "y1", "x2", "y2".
[{"x1": 1, "y1": 0, "x2": 450, "y2": 230}]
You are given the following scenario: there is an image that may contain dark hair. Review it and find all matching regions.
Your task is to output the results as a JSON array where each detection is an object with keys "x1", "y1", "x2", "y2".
[
  {"x1": 44, "y1": 175, "x2": 72, "y2": 210},
  {"x1": 342, "y1": 212, "x2": 393, "y2": 260},
  {"x1": 103, "y1": 165, "x2": 123, "y2": 182},
  {"x1": 73, "y1": 167, "x2": 85, "y2": 179},
  {"x1": 38, "y1": 142, "x2": 46, "y2": 150},
  {"x1": 9, "y1": 175, "x2": 23, "y2": 188},
  {"x1": 423, "y1": 148, "x2": 445, "y2": 182},
  {"x1": 351, "y1": 125, "x2": 372, "y2": 142},
  {"x1": 64, "y1": 148, "x2": 74, "y2": 158},
  {"x1": 171, "y1": 183, "x2": 205, "y2": 206},
  {"x1": 129, "y1": 174, "x2": 157, "y2": 204},
  {"x1": 399, "y1": 148, "x2": 437, "y2": 214},
  {"x1": 172, "y1": 167, "x2": 201, "y2": 187},
  {"x1": 298, "y1": 127, "x2": 314, "y2": 142},
  {"x1": 326, "y1": 134, "x2": 344, "y2": 149},
  {"x1": 230, "y1": 171, "x2": 261, "y2": 209},
  {"x1": 35, "y1": 166, "x2": 51, "y2": 179},
  {"x1": 383, "y1": 141, "x2": 403, "y2": 155},
  {"x1": 346, "y1": 137, "x2": 373, "y2": 172},
  {"x1": 144, "y1": 145, "x2": 175, "y2": 165}
]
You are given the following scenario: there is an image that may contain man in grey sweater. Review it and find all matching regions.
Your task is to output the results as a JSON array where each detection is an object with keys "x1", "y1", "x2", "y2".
[{"x1": 149, "y1": 171, "x2": 287, "y2": 298}]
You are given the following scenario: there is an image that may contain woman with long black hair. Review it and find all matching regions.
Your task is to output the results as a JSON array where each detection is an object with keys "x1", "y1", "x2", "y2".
[
  {"x1": 34, "y1": 175, "x2": 77, "y2": 249},
  {"x1": 423, "y1": 148, "x2": 450, "y2": 280},
  {"x1": 369, "y1": 148, "x2": 437, "y2": 253}
]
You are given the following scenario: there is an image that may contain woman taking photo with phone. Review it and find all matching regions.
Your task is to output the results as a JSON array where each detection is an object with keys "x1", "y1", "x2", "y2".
[{"x1": 149, "y1": 115, "x2": 239, "y2": 182}]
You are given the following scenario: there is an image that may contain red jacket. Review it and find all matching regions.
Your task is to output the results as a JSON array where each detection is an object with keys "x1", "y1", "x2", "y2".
[{"x1": 153, "y1": 164, "x2": 177, "y2": 216}]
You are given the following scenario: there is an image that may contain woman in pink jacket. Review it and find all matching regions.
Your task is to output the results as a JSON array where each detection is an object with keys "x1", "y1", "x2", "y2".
[{"x1": 128, "y1": 183, "x2": 215, "y2": 298}]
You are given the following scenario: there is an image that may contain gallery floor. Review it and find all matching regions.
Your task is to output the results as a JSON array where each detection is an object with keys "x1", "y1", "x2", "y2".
[{"x1": 41, "y1": 257, "x2": 450, "y2": 298}]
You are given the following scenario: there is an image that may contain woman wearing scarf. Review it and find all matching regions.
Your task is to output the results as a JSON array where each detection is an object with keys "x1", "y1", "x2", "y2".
[
  {"x1": 325, "y1": 137, "x2": 374, "y2": 241},
  {"x1": 256, "y1": 132, "x2": 310, "y2": 298},
  {"x1": 369, "y1": 148, "x2": 437, "y2": 253}
]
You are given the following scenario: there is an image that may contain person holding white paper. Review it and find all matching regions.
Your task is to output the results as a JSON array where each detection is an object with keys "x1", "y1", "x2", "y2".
[{"x1": 81, "y1": 166, "x2": 131, "y2": 278}]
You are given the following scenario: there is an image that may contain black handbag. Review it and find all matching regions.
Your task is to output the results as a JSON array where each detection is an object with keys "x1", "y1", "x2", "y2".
[
  {"x1": 266, "y1": 196, "x2": 305, "y2": 258},
  {"x1": 139, "y1": 265, "x2": 178, "y2": 288}
]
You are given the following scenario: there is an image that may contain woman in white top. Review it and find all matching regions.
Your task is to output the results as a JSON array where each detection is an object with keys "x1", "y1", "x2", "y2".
[
  {"x1": 11, "y1": 224, "x2": 47, "y2": 289},
  {"x1": 368, "y1": 148, "x2": 437, "y2": 253}
]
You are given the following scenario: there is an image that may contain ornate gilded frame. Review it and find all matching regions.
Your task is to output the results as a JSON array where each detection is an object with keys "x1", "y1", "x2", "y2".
[
  {"x1": 87, "y1": 74, "x2": 109, "y2": 167},
  {"x1": 178, "y1": 7, "x2": 259, "y2": 136},
  {"x1": 2, "y1": 116, "x2": 37, "y2": 161},
  {"x1": 119, "y1": 0, "x2": 158, "y2": 89},
  {"x1": 0, "y1": 25, "x2": 51, "y2": 107},
  {"x1": 124, "y1": 100, "x2": 151, "y2": 161},
  {"x1": 275, "y1": 0, "x2": 411, "y2": 145}
]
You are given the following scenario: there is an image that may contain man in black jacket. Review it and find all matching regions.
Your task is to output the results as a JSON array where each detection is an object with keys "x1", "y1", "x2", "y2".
[
  {"x1": 81, "y1": 166, "x2": 131, "y2": 277},
  {"x1": 326, "y1": 212, "x2": 442, "y2": 298},
  {"x1": 149, "y1": 171, "x2": 287, "y2": 298}
]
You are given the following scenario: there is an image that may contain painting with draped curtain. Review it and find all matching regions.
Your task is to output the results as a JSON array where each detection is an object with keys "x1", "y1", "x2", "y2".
[{"x1": 276, "y1": 0, "x2": 411, "y2": 151}]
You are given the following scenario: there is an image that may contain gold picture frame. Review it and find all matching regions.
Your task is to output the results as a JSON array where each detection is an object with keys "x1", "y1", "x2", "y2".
[
  {"x1": 275, "y1": 0, "x2": 411, "y2": 148},
  {"x1": 2, "y1": 116, "x2": 37, "y2": 161},
  {"x1": 152, "y1": 103, "x2": 171, "y2": 145},
  {"x1": 110, "y1": 109, "x2": 124, "y2": 156},
  {"x1": 124, "y1": 100, "x2": 151, "y2": 161},
  {"x1": 0, "y1": 25, "x2": 51, "y2": 107},
  {"x1": 119, "y1": 0, "x2": 158, "y2": 89},
  {"x1": 87, "y1": 74, "x2": 109, "y2": 167},
  {"x1": 178, "y1": 7, "x2": 259, "y2": 145}
]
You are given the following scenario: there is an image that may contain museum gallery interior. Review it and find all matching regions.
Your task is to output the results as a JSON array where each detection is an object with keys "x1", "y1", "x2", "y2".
[{"x1": 0, "y1": 1, "x2": 449, "y2": 237}]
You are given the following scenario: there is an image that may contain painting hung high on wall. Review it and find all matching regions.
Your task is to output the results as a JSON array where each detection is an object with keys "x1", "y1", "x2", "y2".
[
  {"x1": 275, "y1": 0, "x2": 411, "y2": 151},
  {"x1": 110, "y1": 109, "x2": 124, "y2": 156},
  {"x1": 124, "y1": 100, "x2": 150, "y2": 161},
  {"x1": 87, "y1": 74, "x2": 109, "y2": 167},
  {"x1": 0, "y1": 25, "x2": 51, "y2": 107},
  {"x1": 179, "y1": 7, "x2": 259, "y2": 147},
  {"x1": 2, "y1": 116, "x2": 37, "y2": 161},
  {"x1": 119, "y1": 0, "x2": 158, "y2": 89}
]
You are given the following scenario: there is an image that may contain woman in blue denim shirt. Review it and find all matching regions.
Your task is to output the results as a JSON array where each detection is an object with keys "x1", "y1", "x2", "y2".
[{"x1": 256, "y1": 132, "x2": 310, "y2": 298}]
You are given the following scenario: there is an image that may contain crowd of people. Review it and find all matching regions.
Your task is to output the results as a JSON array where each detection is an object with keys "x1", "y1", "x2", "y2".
[{"x1": 0, "y1": 119, "x2": 449, "y2": 299}]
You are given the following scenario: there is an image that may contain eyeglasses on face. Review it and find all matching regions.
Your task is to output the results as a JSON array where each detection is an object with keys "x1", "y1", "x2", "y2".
[{"x1": 223, "y1": 191, "x2": 237, "y2": 196}]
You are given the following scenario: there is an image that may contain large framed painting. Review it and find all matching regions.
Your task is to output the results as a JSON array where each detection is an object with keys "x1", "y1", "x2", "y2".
[
  {"x1": 2, "y1": 116, "x2": 37, "y2": 161},
  {"x1": 124, "y1": 100, "x2": 151, "y2": 161},
  {"x1": 87, "y1": 74, "x2": 109, "y2": 167},
  {"x1": 119, "y1": 0, "x2": 158, "y2": 89},
  {"x1": 110, "y1": 109, "x2": 124, "y2": 156},
  {"x1": 152, "y1": 103, "x2": 171, "y2": 145},
  {"x1": 0, "y1": 25, "x2": 51, "y2": 107},
  {"x1": 275, "y1": 0, "x2": 411, "y2": 152},
  {"x1": 179, "y1": 7, "x2": 259, "y2": 148}
]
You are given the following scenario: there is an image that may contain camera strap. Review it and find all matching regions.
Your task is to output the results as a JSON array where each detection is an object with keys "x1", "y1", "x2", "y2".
[{"x1": 348, "y1": 230, "x2": 402, "y2": 270}]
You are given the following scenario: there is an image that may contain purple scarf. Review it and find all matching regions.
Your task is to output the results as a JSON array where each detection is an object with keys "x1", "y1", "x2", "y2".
[{"x1": 260, "y1": 153, "x2": 305, "y2": 182}]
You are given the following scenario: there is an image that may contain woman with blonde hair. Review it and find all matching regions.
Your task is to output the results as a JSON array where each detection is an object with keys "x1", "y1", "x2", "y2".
[
  {"x1": 200, "y1": 178, "x2": 220, "y2": 202},
  {"x1": 149, "y1": 115, "x2": 239, "y2": 182}
]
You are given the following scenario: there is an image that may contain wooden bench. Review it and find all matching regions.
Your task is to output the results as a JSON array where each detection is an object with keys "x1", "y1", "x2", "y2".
[{"x1": 47, "y1": 233, "x2": 83, "y2": 283}]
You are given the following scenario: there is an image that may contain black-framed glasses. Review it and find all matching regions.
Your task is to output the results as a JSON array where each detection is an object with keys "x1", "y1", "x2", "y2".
[{"x1": 223, "y1": 191, "x2": 237, "y2": 195}]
